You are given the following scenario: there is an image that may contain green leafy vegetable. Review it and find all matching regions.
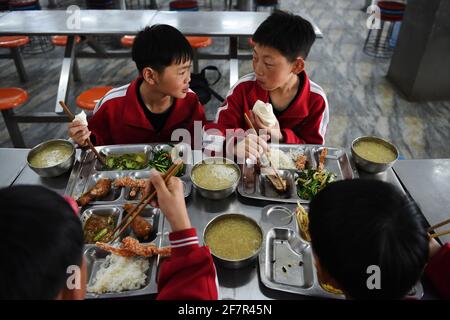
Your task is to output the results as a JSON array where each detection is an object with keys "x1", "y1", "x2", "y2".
[
  {"x1": 104, "y1": 153, "x2": 147, "y2": 170},
  {"x1": 149, "y1": 149, "x2": 185, "y2": 177},
  {"x1": 296, "y1": 169, "x2": 336, "y2": 200}
]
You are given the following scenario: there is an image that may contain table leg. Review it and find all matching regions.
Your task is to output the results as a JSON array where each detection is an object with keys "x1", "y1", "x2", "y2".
[
  {"x1": 1, "y1": 109, "x2": 26, "y2": 148},
  {"x1": 55, "y1": 36, "x2": 76, "y2": 113},
  {"x1": 229, "y1": 36, "x2": 239, "y2": 87}
]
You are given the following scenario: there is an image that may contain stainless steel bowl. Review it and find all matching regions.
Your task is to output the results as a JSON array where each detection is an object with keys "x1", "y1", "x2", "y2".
[
  {"x1": 203, "y1": 213, "x2": 263, "y2": 269},
  {"x1": 351, "y1": 136, "x2": 399, "y2": 173},
  {"x1": 27, "y1": 139, "x2": 75, "y2": 177},
  {"x1": 191, "y1": 157, "x2": 241, "y2": 199}
]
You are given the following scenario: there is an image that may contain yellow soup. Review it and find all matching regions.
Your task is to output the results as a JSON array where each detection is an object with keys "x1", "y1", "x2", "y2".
[
  {"x1": 353, "y1": 141, "x2": 397, "y2": 163},
  {"x1": 205, "y1": 216, "x2": 262, "y2": 260},
  {"x1": 192, "y1": 163, "x2": 239, "y2": 190},
  {"x1": 29, "y1": 144, "x2": 73, "y2": 168}
]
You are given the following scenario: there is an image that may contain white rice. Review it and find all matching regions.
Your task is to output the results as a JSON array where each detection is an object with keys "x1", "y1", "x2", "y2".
[
  {"x1": 87, "y1": 254, "x2": 149, "y2": 294},
  {"x1": 267, "y1": 148, "x2": 296, "y2": 169}
]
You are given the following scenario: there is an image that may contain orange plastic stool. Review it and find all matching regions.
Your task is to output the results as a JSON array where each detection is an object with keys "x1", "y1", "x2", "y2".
[
  {"x1": 186, "y1": 36, "x2": 213, "y2": 73},
  {"x1": 0, "y1": 36, "x2": 30, "y2": 48},
  {"x1": 0, "y1": 36, "x2": 30, "y2": 82},
  {"x1": 51, "y1": 35, "x2": 81, "y2": 46},
  {"x1": 0, "y1": 88, "x2": 29, "y2": 147},
  {"x1": 120, "y1": 35, "x2": 135, "y2": 48},
  {"x1": 76, "y1": 86, "x2": 113, "y2": 111}
]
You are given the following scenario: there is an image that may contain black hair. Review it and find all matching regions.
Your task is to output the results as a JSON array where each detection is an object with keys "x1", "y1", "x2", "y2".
[
  {"x1": 132, "y1": 24, "x2": 193, "y2": 73},
  {"x1": 252, "y1": 10, "x2": 316, "y2": 61},
  {"x1": 309, "y1": 179, "x2": 429, "y2": 299},
  {"x1": 0, "y1": 185, "x2": 83, "y2": 299}
]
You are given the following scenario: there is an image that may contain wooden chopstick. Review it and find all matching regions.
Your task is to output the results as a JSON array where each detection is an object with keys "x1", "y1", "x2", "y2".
[
  {"x1": 244, "y1": 113, "x2": 285, "y2": 187},
  {"x1": 109, "y1": 161, "x2": 183, "y2": 243},
  {"x1": 58, "y1": 101, "x2": 106, "y2": 166},
  {"x1": 428, "y1": 218, "x2": 450, "y2": 239}
]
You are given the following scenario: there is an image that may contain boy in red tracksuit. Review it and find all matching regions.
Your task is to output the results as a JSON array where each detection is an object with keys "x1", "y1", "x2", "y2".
[
  {"x1": 69, "y1": 24, "x2": 206, "y2": 146},
  {"x1": 204, "y1": 11, "x2": 329, "y2": 159},
  {"x1": 0, "y1": 179, "x2": 218, "y2": 299}
]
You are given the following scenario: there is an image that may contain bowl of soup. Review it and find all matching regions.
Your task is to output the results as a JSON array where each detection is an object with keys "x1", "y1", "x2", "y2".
[
  {"x1": 351, "y1": 136, "x2": 399, "y2": 173},
  {"x1": 203, "y1": 213, "x2": 263, "y2": 269},
  {"x1": 191, "y1": 157, "x2": 241, "y2": 199},
  {"x1": 27, "y1": 139, "x2": 75, "y2": 177}
]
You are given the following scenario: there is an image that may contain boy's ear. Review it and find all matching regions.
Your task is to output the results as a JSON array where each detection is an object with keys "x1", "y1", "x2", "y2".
[
  {"x1": 142, "y1": 67, "x2": 158, "y2": 85},
  {"x1": 291, "y1": 57, "x2": 305, "y2": 75}
]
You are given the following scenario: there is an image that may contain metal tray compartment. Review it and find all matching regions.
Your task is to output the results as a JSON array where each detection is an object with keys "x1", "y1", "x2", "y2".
[
  {"x1": 259, "y1": 204, "x2": 424, "y2": 299},
  {"x1": 80, "y1": 206, "x2": 122, "y2": 244},
  {"x1": 238, "y1": 144, "x2": 359, "y2": 204},
  {"x1": 123, "y1": 206, "x2": 160, "y2": 243},
  {"x1": 84, "y1": 245, "x2": 158, "y2": 299},
  {"x1": 95, "y1": 144, "x2": 153, "y2": 171}
]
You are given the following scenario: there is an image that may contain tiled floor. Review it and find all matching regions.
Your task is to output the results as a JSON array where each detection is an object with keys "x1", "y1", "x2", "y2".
[{"x1": 0, "y1": 0, "x2": 449, "y2": 158}]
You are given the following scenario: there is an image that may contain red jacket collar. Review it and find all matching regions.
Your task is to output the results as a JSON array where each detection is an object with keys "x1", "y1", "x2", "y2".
[{"x1": 123, "y1": 77, "x2": 188, "y2": 131}]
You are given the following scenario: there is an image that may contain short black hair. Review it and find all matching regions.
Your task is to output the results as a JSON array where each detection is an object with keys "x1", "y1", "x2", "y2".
[
  {"x1": 0, "y1": 185, "x2": 83, "y2": 299},
  {"x1": 132, "y1": 24, "x2": 193, "y2": 73},
  {"x1": 252, "y1": 10, "x2": 316, "y2": 61},
  {"x1": 309, "y1": 179, "x2": 429, "y2": 299}
]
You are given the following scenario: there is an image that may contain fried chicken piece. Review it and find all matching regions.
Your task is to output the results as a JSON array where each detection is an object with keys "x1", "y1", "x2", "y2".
[
  {"x1": 96, "y1": 236, "x2": 171, "y2": 258},
  {"x1": 295, "y1": 154, "x2": 307, "y2": 170},
  {"x1": 131, "y1": 216, "x2": 152, "y2": 239},
  {"x1": 318, "y1": 148, "x2": 328, "y2": 171},
  {"x1": 76, "y1": 178, "x2": 112, "y2": 206},
  {"x1": 123, "y1": 203, "x2": 153, "y2": 240},
  {"x1": 114, "y1": 176, "x2": 147, "y2": 189}
]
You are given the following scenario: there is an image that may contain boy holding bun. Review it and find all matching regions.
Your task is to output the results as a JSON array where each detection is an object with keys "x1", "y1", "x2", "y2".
[{"x1": 204, "y1": 11, "x2": 329, "y2": 160}]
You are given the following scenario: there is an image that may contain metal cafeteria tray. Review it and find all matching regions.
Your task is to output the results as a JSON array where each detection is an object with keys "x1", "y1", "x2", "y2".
[
  {"x1": 81, "y1": 204, "x2": 164, "y2": 299},
  {"x1": 65, "y1": 143, "x2": 193, "y2": 202},
  {"x1": 258, "y1": 204, "x2": 424, "y2": 300},
  {"x1": 64, "y1": 143, "x2": 193, "y2": 299},
  {"x1": 238, "y1": 144, "x2": 359, "y2": 204}
]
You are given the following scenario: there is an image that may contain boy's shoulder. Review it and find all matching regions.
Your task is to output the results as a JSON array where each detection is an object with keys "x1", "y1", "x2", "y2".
[{"x1": 93, "y1": 82, "x2": 132, "y2": 114}]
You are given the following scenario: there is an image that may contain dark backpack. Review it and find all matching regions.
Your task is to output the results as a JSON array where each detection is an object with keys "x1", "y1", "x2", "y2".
[{"x1": 190, "y1": 66, "x2": 225, "y2": 105}]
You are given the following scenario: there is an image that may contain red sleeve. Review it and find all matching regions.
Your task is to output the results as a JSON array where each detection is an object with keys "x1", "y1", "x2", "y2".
[
  {"x1": 282, "y1": 96, "x2": 327, "y2": 145},
  {"x1": 157, "y1": 228, "x2": 218, "y2": 300},
  {"x1": 88, "y1": 104, "x2": 113, "y2": 146},
  {"x1": 425, "y1": 243, "x2": 450, "y2": 299},
  {"x1": 187, "y1": 96, "x2": 207, "y2": 137}
]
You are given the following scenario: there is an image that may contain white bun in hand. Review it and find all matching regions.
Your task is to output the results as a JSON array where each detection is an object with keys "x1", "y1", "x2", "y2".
[
  {"x1": 73, "y1": 110, "x2": 88, "y2": 127},
  {"x1": 252, "y1": 100, "x2": 277, "y2": 127}
]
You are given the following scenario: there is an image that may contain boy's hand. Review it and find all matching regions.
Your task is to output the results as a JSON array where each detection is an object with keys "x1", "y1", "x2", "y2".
[
  {"x1": 429, "y1": 237, "x2": 442, "y2": 260},
  {"x1": 234, "y1": 133, "x2": 269, "y2": 163},
  {"x1": 250, "y1": 111, "x2": 283, "y2": 143},
  {"x1": 68, "y1": 120, "x2": 90, "y2": 147},
  {"x1": 145, "y1": 170, "x2": 191, "y2": 232}
]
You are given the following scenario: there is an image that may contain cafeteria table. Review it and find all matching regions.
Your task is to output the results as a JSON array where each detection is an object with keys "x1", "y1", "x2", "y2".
[
  {"x1": 0, "y1": 10, "x2": 322, "y2": 114},
  {"x1": 0, "y1": 147, "x2": 442, "y2": 300}
]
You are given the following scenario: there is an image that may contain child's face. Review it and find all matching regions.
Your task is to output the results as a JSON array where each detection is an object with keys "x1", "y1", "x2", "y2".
[
  {"x1": 154, "y1": 60, "x2": 192, "y2": 99},
  {"x1": 252, "y1": 44, "x2": 302, "y2": 91}
]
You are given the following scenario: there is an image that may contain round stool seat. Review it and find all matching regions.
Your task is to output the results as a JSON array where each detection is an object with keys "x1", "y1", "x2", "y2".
[
  {"x1": 51, "y1": 35, "x2": 81, "y2": 46},
  {"x1": 169, "y1": 0, "x2": 198, "y2": 10},
  {"x1": 186, "y1": 36, "x2": 212, "y2": 49},
  {"x1": 0, "y1": 36, "x2": 30, "y2": 48},
  {"x1": 0, "y1": 88, "x2": 28, "y2": 110},
  {"x1": 76, "y1": 86, "x2": 113, "y2": 111},
  {"x1": 120, "y1": 35, "x2": 135, "y2": 48}
]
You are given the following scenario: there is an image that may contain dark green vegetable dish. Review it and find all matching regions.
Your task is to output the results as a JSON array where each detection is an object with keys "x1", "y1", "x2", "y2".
[
  {"x1": 149, "y1": 149, "x2": 185, "y2": 177},
  {"x1": 296, "y1": 169, "x2": 336, "y2": 200},
  {"x1": 104, "y1": 153, "x2": 147, "y2": 170}
]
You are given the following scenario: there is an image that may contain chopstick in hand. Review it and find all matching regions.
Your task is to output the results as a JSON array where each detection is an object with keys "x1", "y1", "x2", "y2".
[
  {"x1": 109, "y1": 161, "x2": 183, "y2": 243},
  {"x1": 244, "y1": 113, "x2": 284, "y2": 187},
  {"x1": 58, "y1": 101, "x2": 106, "y2": 166},
  {"x1": 428, "y1": 218, "x2": 450, "y2": 239}
]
